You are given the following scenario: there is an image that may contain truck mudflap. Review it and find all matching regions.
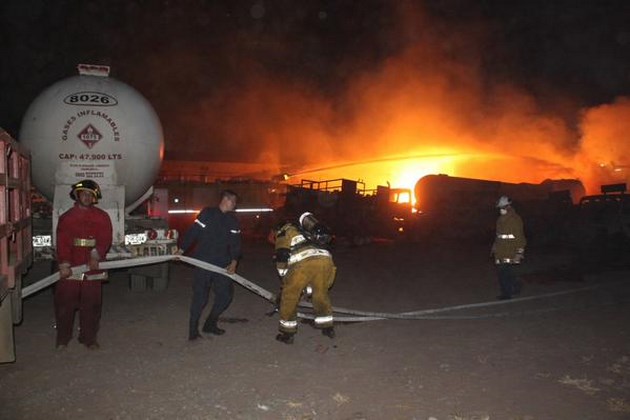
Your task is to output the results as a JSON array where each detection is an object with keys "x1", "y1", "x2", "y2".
[
  {"x1": 11, "y1": 272, "x2": 22, "y2": 324},
  {"x1": 0, "y1": 294, "x2": 16, "y2": 363}
]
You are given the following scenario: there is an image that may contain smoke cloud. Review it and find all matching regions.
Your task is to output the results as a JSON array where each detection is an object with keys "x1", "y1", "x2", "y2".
[
  {"x1": 1, "y1": 1, "x2": 627, "y2": 195},
  {"x1": 164, "y1": 2, "x2": 629, "y2": 194},
  {"x1": 577, "y1": 97, "x2": 630, "y2": 192}
]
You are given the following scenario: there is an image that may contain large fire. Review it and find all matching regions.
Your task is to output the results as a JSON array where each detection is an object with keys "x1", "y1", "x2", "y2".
[
  {"x1": 180, "y1": 55, "x2": 630, "y2": 199},
  {"x1": 284, "y1": 152, "x2": 458, "y2": 204},
  {"x1": 283, "y1": 148, "x2": 584, "y2": 206},
  {"x1": 171, "y1": 5, "x2": 630, "y2": 199},
  {"x1": 277, "y1": 97, "x2": 630, "y2": 201}
]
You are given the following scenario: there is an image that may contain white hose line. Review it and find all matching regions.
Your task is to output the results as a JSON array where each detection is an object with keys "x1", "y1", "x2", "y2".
[
  {"x1": 21, "y1": 255, "x2": 276, "y2": 301},
  {"x1": 21, "y1": 255, "x2": 174, "y2": 298},
  {"x1": 21, "y1": 255, "x2": 625, "y2": 323},
  {"x1": 178, "y1": 256, "x2": 276, "y2": 302},
  {"x1": 300, "y1": 290, "x2": 630, "y2": 322},
  {"x1": 296, "y1": 281, "x2": 621, "y2": 320}
]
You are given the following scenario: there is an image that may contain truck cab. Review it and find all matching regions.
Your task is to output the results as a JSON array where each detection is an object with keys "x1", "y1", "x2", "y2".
[{"x1": 571, "y1": 183, "x2": 630, "y2": 267}]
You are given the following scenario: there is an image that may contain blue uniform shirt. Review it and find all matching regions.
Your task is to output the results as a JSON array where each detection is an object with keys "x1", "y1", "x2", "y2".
[{"x1": 181, "y1": 207, "x2": 242, "y2": 267}]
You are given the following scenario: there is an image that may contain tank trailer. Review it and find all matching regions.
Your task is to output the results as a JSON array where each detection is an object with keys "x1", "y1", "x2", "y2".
[{"x1": 19, "y1": 64, "x2": 177, "y2": 291}]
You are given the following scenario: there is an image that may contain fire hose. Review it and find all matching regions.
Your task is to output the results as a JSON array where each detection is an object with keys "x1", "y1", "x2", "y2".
[
  {"x1": 20, "y1": 255, "x2": 624, "y2": 322},
  {"x1": 21, "y1": 255, "x2": 275, "y2": 302}
]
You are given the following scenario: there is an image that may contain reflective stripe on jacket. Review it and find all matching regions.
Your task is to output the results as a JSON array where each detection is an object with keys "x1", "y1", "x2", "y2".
[{"x1": 493, "y1": 209, "x2": 526, "y2": 260}]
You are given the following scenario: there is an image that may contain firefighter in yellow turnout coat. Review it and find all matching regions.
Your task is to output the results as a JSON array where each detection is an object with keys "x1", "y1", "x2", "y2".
[
  {"x1": 273, "y1": 212, "x2": 336, "y2": 344},
  {"x1": 491, "y1": 195, "x2": 527, "y2": 300}
]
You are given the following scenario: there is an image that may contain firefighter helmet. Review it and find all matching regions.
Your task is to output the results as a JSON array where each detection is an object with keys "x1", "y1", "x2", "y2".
[
  {"x1": 299, "y1": 212, "x2": 315, "y2": 229},
  {"x1": 70, "y1": 179, "x2": 102, "y2": 201},
  {"x1": 495, "y1": 195, "x2": 512, "y2": 208},
  {"x1": 299, "y1": 212, "x2": 333, "y2": 246}
]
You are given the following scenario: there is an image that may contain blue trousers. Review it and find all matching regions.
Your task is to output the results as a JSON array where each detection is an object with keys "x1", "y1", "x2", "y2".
[{"x1": 189, "y1": 268, "x2": 234, "y2": 335}]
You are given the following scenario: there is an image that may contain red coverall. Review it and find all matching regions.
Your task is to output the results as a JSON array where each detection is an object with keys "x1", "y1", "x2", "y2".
[{"x1": 55, "y1": 204, "x2": 113, "y2": 347}]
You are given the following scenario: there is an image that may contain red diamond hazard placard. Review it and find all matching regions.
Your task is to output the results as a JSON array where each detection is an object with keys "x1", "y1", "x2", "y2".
[{"x1": 77, "y1": 124, "x2": 102, "y2": 149}]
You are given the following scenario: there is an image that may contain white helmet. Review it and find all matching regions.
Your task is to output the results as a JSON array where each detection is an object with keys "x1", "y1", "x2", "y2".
[
  {"x1": 496, "y1": 195, "x2": 512, "y2": 208},
  {"x1": 299, "y1": 212, "x2": 314, "y2": 227},
  {"x1": 298, "y1": 211, "x2": 332, "y2": 246}
]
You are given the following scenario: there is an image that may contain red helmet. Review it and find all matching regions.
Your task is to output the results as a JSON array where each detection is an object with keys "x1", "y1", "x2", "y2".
[{"x1": 70, "y1": 179, "x2": 102, "y2": 201}]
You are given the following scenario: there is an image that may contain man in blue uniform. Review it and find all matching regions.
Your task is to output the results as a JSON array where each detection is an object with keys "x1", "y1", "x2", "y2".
[{"x1": 179, "y1": 190, "x2": 242, "y2": 341}]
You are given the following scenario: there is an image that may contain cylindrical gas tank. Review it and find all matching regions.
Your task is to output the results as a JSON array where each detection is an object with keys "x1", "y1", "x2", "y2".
[{"x1": 19, "y1": 64, "x2": 163, "y2": 206}]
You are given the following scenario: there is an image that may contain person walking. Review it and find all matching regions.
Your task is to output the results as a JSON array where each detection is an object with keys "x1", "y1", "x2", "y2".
[
  {"x1": 272, "y1": 212, "x2": 336, "y2": 344},
  {"x1": 491, "y1": 195, "x2": 526, "y2": 300},
  {"x1": 55, "y1": 180, "x2": 113, "y2": 350},
  {"x1": 179, "y1": 190, "x2": 242, "y2": 341}
]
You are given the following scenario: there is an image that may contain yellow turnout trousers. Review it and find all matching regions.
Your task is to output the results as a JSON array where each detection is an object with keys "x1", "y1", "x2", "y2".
[{"x1": 279, "y1": 256, "x2": 336, "y2": 333}]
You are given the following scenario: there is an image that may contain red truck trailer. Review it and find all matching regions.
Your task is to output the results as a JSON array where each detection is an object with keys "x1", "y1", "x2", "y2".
[{"x1": 0, "y1": 129, "x2": 32, "y2": 363}]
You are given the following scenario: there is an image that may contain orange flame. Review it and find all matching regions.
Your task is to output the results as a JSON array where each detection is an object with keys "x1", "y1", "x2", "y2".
[{"x1": 170, "y1": 4, "x2": 629, "y2": 197}]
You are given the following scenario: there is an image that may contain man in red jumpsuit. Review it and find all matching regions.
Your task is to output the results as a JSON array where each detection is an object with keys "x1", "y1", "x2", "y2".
[{"x1": 55, "y1": 180, "x2": 113, "y2": 350}]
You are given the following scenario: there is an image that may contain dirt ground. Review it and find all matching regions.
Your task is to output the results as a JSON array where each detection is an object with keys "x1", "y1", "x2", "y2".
[{"x1": 2, "y1": 238, "x2": 630, "y2": 420}]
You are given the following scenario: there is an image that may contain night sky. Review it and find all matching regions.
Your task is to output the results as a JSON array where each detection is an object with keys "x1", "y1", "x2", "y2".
[{"x1": 1, "y1": 0, "x2": 629, "y2": 179}]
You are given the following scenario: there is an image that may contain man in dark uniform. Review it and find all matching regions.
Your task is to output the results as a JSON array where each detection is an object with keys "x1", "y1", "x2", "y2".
[
  {"x1": 179, "y1": 190, "x2": 242, "y2": 341},
  {"x1": 55, "y1": 179, "x2": 113, "y2": 350},
  {"x1": 491, "y1": 195, "x2": 526, "y2": 300}
]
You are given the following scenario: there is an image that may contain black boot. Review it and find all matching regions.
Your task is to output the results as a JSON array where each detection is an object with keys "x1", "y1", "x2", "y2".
[
  {"x1": 322, "y1": 327, "x2": 335, "y2": 339},
  {"x1": 275, "y1": 332, "x2": 295, "y2": 344},
  {"x1": 202, "y1": 317, "x2": 225, "y2": 335}
]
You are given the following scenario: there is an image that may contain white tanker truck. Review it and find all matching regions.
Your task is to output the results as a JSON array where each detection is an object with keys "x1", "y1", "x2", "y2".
[{"x1": 19, "y1": 64, "x2": 177, "y2": 289}]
